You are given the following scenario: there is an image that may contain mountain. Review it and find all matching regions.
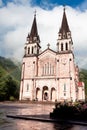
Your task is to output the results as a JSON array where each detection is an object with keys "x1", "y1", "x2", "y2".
[
  {"x1": 0, "y1": 56, "x2": 21, "y2": 81},
  {"x1": 0, "y1": 56, "x2": 21, "y2": 101}
]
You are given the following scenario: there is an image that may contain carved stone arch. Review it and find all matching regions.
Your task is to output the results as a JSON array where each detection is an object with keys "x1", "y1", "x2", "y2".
[
  {"x1": 51, "y1": 87, "x2": 56, "y2": 101},
  {"x1": 42, "y1": 86, "x2": 49, "y2": 101},
  {"x1": 36, "y1": 87, "x2": 40, "y2": 100}
]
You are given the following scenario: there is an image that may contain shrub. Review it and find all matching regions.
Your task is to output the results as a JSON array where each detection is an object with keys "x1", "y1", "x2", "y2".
[{"x1": 9, "y1": 96, "x2": 15, "y2": 101}]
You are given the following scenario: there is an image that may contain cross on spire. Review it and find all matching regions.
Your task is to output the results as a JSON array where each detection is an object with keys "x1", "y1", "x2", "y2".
[
  {"x1": 47, "y1": 43, "x2": 50, "y2": 48},
  {"x1": 28, "y1": 9, "x2": 40, "y2": 44},
  {"x1": 34, "y1": 9, "x2": 36, "y2": 17},
  {"x1": 63, "y1": 5, "x2": 66, "y2": 12}
]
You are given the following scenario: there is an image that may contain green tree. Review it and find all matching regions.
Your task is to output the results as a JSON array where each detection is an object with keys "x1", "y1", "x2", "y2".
[
  {"x1": 4, "y1": 76, "x2": 19, "y2": 100},
  {"x1": 79, "y1": 69, "x2": 87, "y2": 99},
  {"x1": 0, "y1": 76, "x2": 19, "y2": 101}
]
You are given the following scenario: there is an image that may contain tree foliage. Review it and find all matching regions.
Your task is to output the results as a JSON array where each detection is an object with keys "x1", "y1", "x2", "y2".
[
  {"x1": 0, "y1": 56, "x2": 21, "y2": 101},
  {"x1": 0, "y1": 76, "x2": 19, "y2": 101},
  {"x1": 79, "y1": 69, "x2": 87, "y2": 99}
]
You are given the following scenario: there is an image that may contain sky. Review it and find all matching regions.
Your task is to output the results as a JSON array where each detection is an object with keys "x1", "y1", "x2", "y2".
[{"x1": 0, "y1": 0, "x2": 87, "y2": 69}]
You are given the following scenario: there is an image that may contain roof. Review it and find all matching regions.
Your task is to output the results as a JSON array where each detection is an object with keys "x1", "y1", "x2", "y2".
[
  {"x1": 78, "y1": 82, "x2": 84, "y2": 87},
  {"x1": 39, "y1": 47, "x2": 56, "y2": 57},
  {"x1": 27, "y1": 14, "x2": 40, "y2": 42},
  {"x1": 30, "y1": 14, "x2": 38, "y2": 38},
  {"x1": 59, "y1": 8, "x2": 70, "y2": 34}
]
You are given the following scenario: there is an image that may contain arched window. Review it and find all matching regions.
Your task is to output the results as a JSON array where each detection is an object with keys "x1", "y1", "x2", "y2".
[
  {"x1": 42, "y1": 63, "x2": 55, "y2": 76},
  {"x1": 66, "y1": 43, "x2": 68, "y2": 50},
  {"x1": 45, "y1": 64, "x2": 46, "y2": 75},
  {"x1": 47, "y1": 62, "x2": 49, "y2": 75},
  {"x1": 61, "y1": 43, "x2": 63, "y2": 51},
  {"x1": 50, "y1": 64, "x2": 51, "y2": 75},
  {"x1": 52, "y1": 66, "x2": 54, "y2": 75},
  {"x1": 32, "y1": 46, "x2": 33, "y2": 54},
  {"x1": 42, "y1": 66, "x2": 44, "y2": 75},
  {"x1": 64, "y1": 84, "x2": 66, "y2": 96},
  {"x1": 28, "y1": 47, "x2": 30, "y2": 54},
  {"x1": 34, "y1": 45, "x2": 37, "y2": 54},
  {"x1": 26, "y1": 84, "x2": 29, "y2": 92},
  {"x1": 64, "y1": 84, "x2": 66, "y2": 91}
]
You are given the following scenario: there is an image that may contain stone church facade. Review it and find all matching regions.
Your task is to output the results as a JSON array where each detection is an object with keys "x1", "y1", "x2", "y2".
[{"x1": 19, "y1": 8, "x2": 85, "y2": 102}]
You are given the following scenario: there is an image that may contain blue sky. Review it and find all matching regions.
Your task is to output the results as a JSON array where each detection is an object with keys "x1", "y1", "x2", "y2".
[
  {"x1": 1, "y1": 0, "x2": 85, "y2": 6},
  {"x1": 30, "y1": 0, "x2": 85, "y2": 9},
  {"x1": 1, "y1": 0, "x2": 87, "y2": 9},
  {"x1": 0, "y1": 0, "x2": 87, "y2": 69}
]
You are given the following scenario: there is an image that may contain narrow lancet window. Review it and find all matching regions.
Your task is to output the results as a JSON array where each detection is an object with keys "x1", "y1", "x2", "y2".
[
  {"x1": 66, "y1": 43, "x2": 68, "y2": 50},
  {"x1": 28, "y1": 47, "x2": 30, "y2": 54},
  {"x1": 26, "y1": 84, "x2": 29, "y2": 92},
  {"x1": 32, "y1": 46, "x2": 34, "y2": 54},
  {"x1": 61, "y1": 43, "x2": 63, "y2": 51}
]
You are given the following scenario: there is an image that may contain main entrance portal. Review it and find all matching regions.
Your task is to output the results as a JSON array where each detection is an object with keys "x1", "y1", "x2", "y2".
[{"x1": 42, "y1": 86, "x2": 48, "y2": 101}]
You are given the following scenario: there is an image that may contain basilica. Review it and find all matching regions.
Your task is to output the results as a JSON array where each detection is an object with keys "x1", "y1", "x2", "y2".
[{"x1": 19, "y1": 8, "x2": 85, "y2": 102}]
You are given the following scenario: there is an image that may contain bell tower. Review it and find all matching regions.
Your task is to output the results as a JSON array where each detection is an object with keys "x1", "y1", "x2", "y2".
[
  {"x1": 19, "y1": 12, "x2": 41, "y2": 101},
  {"x1": 57, "y1": 7, "x2": 73, "y2": 53},
  {"x1": 24, "y1": 12, "x2": 41, "y2": 57}
]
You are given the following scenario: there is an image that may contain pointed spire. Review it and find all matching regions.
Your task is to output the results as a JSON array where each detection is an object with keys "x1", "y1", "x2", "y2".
[
  {"x1": 27, "y1": 11, "x2": 40, "y2": 43},
  {"x1": 59, "y1": 6, "x2": 70, "y2": 34},
  {"x1": 30, "y1": 11, "x2": 38, "y2": 39},
  {"x1": 57, "y1": 7, "x2": 73, "y2": 53}
]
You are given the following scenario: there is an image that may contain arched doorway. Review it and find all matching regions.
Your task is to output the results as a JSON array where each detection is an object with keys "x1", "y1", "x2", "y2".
[
  {"x1": 36, "y1": 87, "x2": 40, "y2": 101},
  {"x1": 51, "y1": 87, "x2": 56, "y2": 101},
  {"x1": 42, "y1": 86, "x2": 49, "y2": 101}
]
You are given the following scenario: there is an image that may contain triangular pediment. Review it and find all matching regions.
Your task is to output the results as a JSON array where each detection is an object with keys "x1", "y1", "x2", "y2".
[{"x1": 39, "y1": 48, "x2": 56, "y2": 60}]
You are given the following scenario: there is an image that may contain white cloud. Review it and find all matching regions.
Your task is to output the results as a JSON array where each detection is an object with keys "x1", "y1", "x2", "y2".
[
  {"x1": 38, "y1": 0, "x2": 57, "y2": 10},
  {"x1": 0, "y1": 0, "x2": 3, "y2": 7},
  {"x1": 12, "y1": 0, "x2": 31, "y2": 5},
  {"x1": 0, "y1": 2, "x2": 87, "y2": 69}
]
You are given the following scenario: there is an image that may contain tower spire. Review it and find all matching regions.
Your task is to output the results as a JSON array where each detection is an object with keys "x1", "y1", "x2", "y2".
[
  {"x1": 63, "y1": 5, "x2": 66, "y2": 12},
  {"x1": 57, "y1": 7, "x2": 73, "y2": 53},
  {"x1": 25, "y1": 11, "x2": 41, "y2": 57},
  {"x1": 27, "y1": 11, "x2": 40, "y2": 43},
  {"x1": 59, "y1": 6, "x2": 70, "y2": 36}
]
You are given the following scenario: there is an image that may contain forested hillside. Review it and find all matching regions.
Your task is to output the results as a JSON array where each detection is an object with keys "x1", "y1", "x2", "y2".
[
  {"x1": 0, "y1": 56, "x2": 21, "y2": 101},
  {"x1": 79, "y1": 69, "x2": 87, "y2": 99}
]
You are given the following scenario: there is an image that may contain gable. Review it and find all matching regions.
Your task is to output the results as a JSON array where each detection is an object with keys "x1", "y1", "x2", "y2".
[
  {"x1": 38, "y1": 49, "x2": 56, "y2": 76},
  {"x1": 39, "y1": 49, "x2": 56, "y2": 60}
]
